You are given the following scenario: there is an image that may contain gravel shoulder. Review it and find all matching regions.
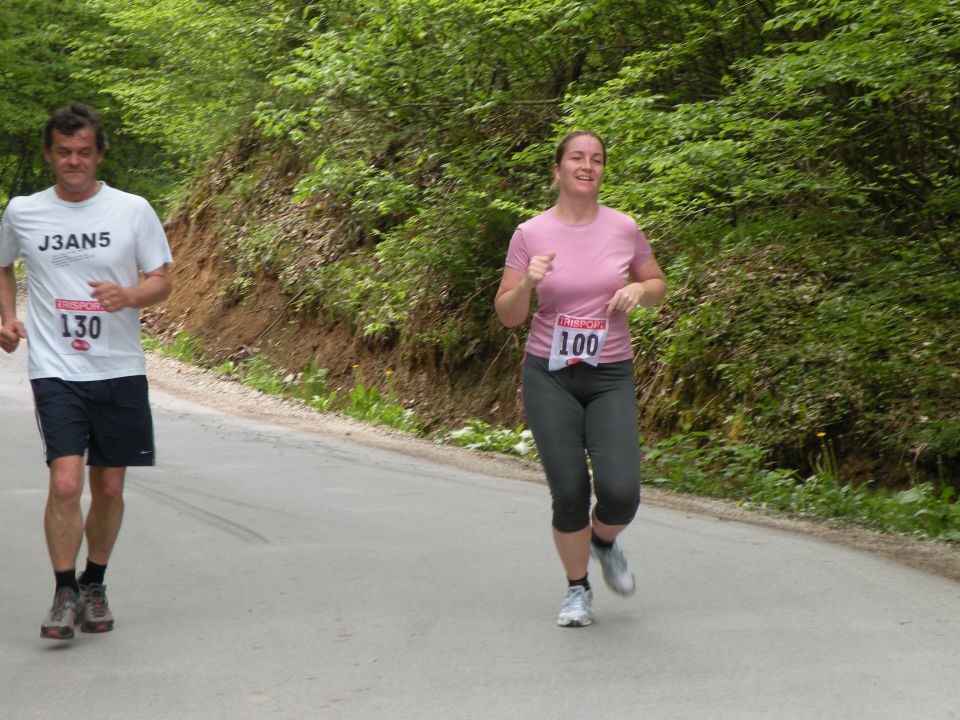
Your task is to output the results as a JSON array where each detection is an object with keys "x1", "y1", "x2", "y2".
[{"x1": 147, "y1": 353, "x2": 960, "y2": 584}]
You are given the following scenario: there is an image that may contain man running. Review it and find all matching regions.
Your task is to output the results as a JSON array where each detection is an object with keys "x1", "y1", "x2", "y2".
[{"x1": 0, "y1": 102, "x2": 173, "y2": 639}]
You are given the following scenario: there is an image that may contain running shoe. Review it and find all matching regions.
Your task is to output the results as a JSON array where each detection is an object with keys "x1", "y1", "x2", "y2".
[
  {"x1": 78, "y1": 583, "x2": 114, "y2": 633},
  {"x1": 41, "y1": 587, "x2": 79, "y2": 640},
  {"x1": 556, "y1": 585, "x2": 594, "y2": 627},
  {"x1": 590, "y1": 540, "x2": 636, "y2": 596}
]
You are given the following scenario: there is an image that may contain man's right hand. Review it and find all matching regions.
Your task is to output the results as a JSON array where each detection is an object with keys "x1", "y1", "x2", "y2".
[{"x1": 0, "y1": 321, "x2": 26, "y2": 353}]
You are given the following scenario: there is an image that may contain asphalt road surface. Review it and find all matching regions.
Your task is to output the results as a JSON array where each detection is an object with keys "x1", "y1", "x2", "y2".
[{"x1": 2, "y1": 347, "x2": 959, "y2": 720}]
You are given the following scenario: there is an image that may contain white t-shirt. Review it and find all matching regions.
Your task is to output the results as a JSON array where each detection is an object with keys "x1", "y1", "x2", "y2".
[{"x1": 0, "y1": 182, "x2": 173, "y2": 381}]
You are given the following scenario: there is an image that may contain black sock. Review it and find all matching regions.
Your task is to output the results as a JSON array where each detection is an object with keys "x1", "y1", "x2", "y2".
[
  {"x1": 591, "y1": 530, "x2": 614, "y2": 549},
  {"x1": 55, "y1": 569, "x2": 80, "y2": 593},
  {"x1": 568, "y1": 575, "x2": 590, "y2": 591},
  {"x1": 78, "y1": 560, "x2": 107, "y2": 587}
]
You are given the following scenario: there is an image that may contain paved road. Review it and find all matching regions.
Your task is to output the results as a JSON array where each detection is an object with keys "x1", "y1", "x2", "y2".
[{"x1": 2, "y1": 347, "x2": 960, "y2": 720}]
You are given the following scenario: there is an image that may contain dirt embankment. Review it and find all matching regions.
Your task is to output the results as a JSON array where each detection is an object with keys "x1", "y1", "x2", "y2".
[{"x1": 145, "y1": 152, "x2": 525, "y2": 433}]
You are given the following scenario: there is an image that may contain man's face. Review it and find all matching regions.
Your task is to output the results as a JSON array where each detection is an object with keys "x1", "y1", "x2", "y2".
[{"x1": 43, "y1": 127, "x2": 104, "y2": 200}]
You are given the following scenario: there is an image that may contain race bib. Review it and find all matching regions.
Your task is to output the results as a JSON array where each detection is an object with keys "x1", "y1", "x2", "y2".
[
  {"x1": 54, "y1": 298, "x2": 111, "y2": 356},
  {"x1": 549, "y1": 314, "x2": 608, "y2": 371}
]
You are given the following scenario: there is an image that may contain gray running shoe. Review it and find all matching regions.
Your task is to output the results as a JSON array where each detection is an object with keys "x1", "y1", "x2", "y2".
[
  {"x1": 590, "y1": 541, "x2": 636, "y2": 596},
  {"x1": 79, "y1": 583, "x2": 114, "y2": 633},
  {"x1": 557, "y1": 586, "x2": 594, "y2": 627},
  {"x1": 41, "y1": 587, "x2": 79, "y2": 640}
]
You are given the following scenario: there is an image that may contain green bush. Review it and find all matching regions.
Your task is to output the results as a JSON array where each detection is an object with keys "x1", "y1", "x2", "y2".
[{"x1": 438, "y1": 420, "x2": 537, "y2": 458}]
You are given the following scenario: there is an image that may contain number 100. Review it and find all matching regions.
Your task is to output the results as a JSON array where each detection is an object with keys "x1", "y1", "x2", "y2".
[{"x1": 559, "y1": 331, "x2": 598, "y2": 356}]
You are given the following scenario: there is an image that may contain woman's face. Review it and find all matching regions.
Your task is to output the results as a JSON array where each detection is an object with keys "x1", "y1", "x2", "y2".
[{"x1": 553, "y1": 134, "x2": 605, "y2": 201}]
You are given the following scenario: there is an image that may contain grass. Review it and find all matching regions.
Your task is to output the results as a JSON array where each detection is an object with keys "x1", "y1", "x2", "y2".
[
  {"x1": 145, "y1": 334, "x2": 418, "y2": 430},
  {"x1": 339, "y1": 382, "x2": 420, "y2": 432},
  {"x1": 642, "y1": 431, "x2": 960, "y2": 542},
  {"x1": 143, "y1": 332, "x2": 960, "y2": 544},
  {"x1": 143, "y1": 331, "x2": 204, "y2": 363},
  {"x1": 436, "y1": 420, "x2": 537, "y2": 459}
]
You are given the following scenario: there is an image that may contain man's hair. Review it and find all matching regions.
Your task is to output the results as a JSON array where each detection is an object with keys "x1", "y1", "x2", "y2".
[{"x1": 43, "y1": 102, "x2": 108, "y2": 153}]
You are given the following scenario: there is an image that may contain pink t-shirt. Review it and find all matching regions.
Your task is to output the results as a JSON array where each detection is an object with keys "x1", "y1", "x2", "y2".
[{"x1": 505, "y1": 205, "x2": 652, "y2": 363}]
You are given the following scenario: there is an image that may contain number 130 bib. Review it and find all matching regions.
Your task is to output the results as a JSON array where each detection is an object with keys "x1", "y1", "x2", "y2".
[
  {"x1": 54, "y1": 298, "x2": 111, "y2": 356},
  {"x1": 549, "y1": 314, "x2": 608, "y2": 371}
]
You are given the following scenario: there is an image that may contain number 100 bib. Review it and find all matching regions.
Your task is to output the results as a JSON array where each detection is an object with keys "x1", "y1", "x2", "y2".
[
  {"x1": 549, "y1": 314, "x2": 608, "y2": 371},
  {"x1": 55, "y1": 298, "x2": 111, "y2": 356}
]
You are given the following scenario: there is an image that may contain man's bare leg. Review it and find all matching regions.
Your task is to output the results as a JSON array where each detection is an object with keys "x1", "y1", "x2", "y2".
[
  {"x1": 85, "y1": 466, "x2": 126, "y2": 565},
  {"x1": 45, "y1": 455, "x2": 85, "y2": 572}
]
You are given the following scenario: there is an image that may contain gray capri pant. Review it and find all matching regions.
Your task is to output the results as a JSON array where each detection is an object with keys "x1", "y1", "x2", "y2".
[{"x1": 522, "y1": 353, "x2": 641, "y2": 533}]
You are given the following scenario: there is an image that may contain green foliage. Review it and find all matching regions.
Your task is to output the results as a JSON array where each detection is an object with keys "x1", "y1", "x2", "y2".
[
  {"x1": 293, "y1": 158, "x2": 419, "y2": 224},
  {"x1": 75, "y1": 0, "x2": 306, "y2": 181},
  {"x1": 213, "y1": 0, "x2": 960, "y2": 486},
  {"x1": 86, "y1": 0, "x2": 960, "y2": 497},
  {"x1": 342, "y1": 381, "x2": 423, "y2": 433},
  {"x1": 438, "y1": 420, "x2": 537, "y2": 458},
  {"x1": 241, "y1": 354, "x2": 288, "y2": 396},
  {"x1": 250, "y1": 0, "x2": 679, "y2": 350},
  {"x1": 644, "y1": 431, "x2": 960, "y2": 542},
  {"x1": 143, "y1": 332, "x2": 206, "y2": 364},
  {"x1": 565, "y1": 0, "x2": 960, "y2": 233},
  {"x1": 230, "y1": 353, "x2": 420, "y2": 431},
  {"x1": 213, "y1": 360, "x2": 237, "y2": 376},
  {"x1": 220, "y1": 219, "x2": 282, "y2": 302},
  {"x1": 289, "y1": 361, "x2": 333, "y2": 403},
  {"x1": 234, "y1": 355, "x2": 339, "y2": 412},
  {"x1": 0, "y1": 0, "x2": 104, "y2": 199},
  {"x1": 0, "y1": 0, "x2": 304, "y2": 207},
  {"x1": 627, "y1": 211, "x2": 960, "y2": 476}
]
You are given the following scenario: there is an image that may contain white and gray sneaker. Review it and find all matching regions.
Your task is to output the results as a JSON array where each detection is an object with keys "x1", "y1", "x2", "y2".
[
  {"x1": 590, "y1": 541, "x2": 636, "y2": 596},
  {"x1": 557, "y1": 586, "x2": 594, "y2": 627}
]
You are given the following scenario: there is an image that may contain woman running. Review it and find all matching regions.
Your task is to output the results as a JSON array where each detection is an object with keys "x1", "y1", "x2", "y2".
[{"x1": 495, "y1": 130, "x2": 667, "y2": 626}]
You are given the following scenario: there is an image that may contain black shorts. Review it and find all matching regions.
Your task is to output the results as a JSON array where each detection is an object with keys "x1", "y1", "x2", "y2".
[{"x1": 31, "y1": 375, "x2": 156, "y2": 467}]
